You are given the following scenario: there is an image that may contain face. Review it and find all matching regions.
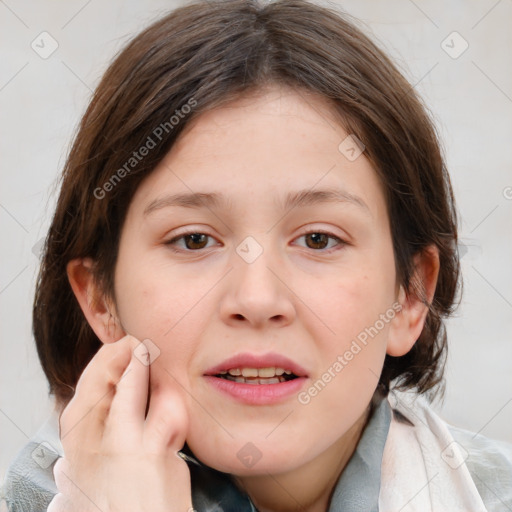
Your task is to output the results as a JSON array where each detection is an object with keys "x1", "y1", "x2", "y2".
[{"x1": 112, "y1": 86, "x2": 399, "y2": 475}]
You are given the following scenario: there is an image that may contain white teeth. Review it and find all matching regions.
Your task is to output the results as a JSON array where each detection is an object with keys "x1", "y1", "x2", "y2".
[
  {"x1": 221, "y1": 374, "x2": 289, "y2": 384},
  {"x1": 258, "y1": 367, "x2": 276, "y2": 378},
  {"x1": 223, "y1": 367, "x2": 290, "y2": 378},
  {"x1": 241, "y1": 368, "x2": 259, "y2": 378}
]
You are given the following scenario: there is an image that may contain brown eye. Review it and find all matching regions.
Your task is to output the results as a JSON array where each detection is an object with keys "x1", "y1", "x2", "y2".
[
  {"x1": 295, "y1": 231, "x2": 345, "y2": 252},
  {"x1": 166, "y1": 232, "x2": 217, "y2": 252},
  {"x1": 183, "y1": 233, "x2": 209, "y2": 250},
  {"x1": 305, "y1": 233, "x2": 329, "y2": 249}
]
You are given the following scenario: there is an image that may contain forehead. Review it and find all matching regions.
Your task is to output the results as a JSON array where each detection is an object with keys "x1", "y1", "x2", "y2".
[
  {"x1": 128, "y1": 86, "x2": 387, "y2": 222},
  {"x1": 173, "y1": 86, "x2": 346, "y2": 160}
]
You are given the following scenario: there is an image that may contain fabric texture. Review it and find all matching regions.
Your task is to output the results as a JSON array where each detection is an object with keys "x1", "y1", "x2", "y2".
[
  {"x1": 2, "y1": 390, "x2": 511, "y2": 511},
  {"x1": 327, "y1": 391, "x2": 390, "y2": 512},
  {"x1": 379, "y1": 391, "x2": 511, "y2": 511}
]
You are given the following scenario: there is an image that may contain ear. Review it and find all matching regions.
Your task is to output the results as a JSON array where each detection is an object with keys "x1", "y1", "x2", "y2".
[
  {"x1": 386, "y1": 245, "x2": 440, "y2": 357},
  {"x1": 66, "y1": 258, "x2": 126, "y2": 344}
]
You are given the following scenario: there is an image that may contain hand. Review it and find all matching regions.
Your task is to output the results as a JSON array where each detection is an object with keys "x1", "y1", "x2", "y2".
[{"x1": 48, "y1": 335, "x2": 193, "y2": 512}]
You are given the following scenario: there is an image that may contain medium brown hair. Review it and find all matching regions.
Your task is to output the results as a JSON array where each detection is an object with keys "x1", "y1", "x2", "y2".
[{"x1": 34, "y1": 0, "x2": 460, "y2": 405}]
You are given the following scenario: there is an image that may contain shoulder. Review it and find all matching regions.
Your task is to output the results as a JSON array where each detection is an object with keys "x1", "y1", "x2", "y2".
[
  {"x1": 2, "y1": 440, "x2": 58, "y2": 512},
  {"x1": 1, "y1": 413, "x2": 62, "y2": 512},
  {"x1": 388, "y1": 390, "x2": 512, "y2": 511},
  {"x1": 449, "y1": 424, "x2": 512, "y2": 511}
]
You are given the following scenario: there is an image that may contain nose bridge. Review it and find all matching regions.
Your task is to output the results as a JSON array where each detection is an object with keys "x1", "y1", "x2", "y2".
[
  {"x1": 220, "y1": 234, "x2": 295, "y2": 327},
  {"x1": 234, "y1": 234, "x2": 280, "y2": 297}
]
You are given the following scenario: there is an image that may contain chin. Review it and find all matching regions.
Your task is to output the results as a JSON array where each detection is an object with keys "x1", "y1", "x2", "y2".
[{"x1": 187, "y1": 436, "x2": 314, "y2": 477}]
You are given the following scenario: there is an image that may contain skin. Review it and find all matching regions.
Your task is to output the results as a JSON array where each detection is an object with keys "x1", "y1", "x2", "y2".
[
  {"x1": 49, "y1": 335, "x2": 193, "y2": 512},
  {"x1": 63, "y1": 85, "x2": 440, "y2": 512}
]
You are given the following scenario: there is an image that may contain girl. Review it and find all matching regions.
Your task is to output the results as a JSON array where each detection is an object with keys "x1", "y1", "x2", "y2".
[{"x1": 3, "y1": 0, "x2": 511, "y2": 510}]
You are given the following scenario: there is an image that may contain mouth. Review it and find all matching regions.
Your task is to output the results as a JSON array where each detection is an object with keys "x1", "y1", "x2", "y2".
[
  {"x1": 204, "y1": 352, "x2": 308, "y2": 405},
  {"x1": 215, "y1": 367, "x2": 299, "y2": 384}
]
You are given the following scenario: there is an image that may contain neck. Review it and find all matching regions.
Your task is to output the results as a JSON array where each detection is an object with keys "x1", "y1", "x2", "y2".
[{"x1": 234, "y1": 406, "x2": 371, "y2": 512}]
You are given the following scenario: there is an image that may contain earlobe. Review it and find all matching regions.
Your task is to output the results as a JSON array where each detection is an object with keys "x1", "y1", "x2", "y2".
[
  {"x1": 386, "y1": 245, "x2": 440, "y2": 357},
  {"x1": 66, "y1": 258, "x2": 125, "y2": 344}
]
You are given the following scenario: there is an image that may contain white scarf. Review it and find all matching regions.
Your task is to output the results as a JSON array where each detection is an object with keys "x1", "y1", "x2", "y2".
[{"x1": 380, "y1": 391, "x2": 488, "y2": 512}]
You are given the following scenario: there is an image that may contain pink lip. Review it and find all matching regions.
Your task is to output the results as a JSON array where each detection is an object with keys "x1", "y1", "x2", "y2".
[
  {"x1": 204, "y1": 375, "x2": 307, "y2": 405},
  {"x1": 204, "y1": 352, "x2": 308, "y2": 377},
  {"x1": 203, "y1": 352, "x2": 309, "y2": 406}
]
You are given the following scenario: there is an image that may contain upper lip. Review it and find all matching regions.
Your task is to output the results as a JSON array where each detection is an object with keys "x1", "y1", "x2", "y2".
[{"x1": 204, "y1": 352, "x2": 308, "y2": 377}]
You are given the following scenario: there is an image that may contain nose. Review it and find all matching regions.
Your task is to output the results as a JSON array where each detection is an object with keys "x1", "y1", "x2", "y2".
[{"x1": 219, "y1": 243, "x2": 296, "y2": 329}]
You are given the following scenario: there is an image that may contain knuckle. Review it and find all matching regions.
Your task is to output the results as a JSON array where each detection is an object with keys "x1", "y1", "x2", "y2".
[{"x1": 104, "y1": 340, "x2": 138, "y2": 384}]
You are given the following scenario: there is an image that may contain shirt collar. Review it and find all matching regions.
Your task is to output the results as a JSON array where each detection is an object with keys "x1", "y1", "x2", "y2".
[{"x1": 328, "y1": 391, "x2": 392, "y2": 512}]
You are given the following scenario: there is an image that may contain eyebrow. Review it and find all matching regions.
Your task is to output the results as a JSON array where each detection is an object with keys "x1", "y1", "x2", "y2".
[{"x1": 143, "y1": 188, "x2": 370, "y2": 216}]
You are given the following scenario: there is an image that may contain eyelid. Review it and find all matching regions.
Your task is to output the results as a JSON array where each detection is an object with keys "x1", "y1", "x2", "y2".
[
  {"x1": 164, "y1": 228, "x2": 220, "y2": 251},
  {"x1": 295, "y1": 223, "x2": 350, "y2": 243},
  {"x1": 295, "y1": 225, "x2": 347, "y2": 240},
  {"x1": 293, "y1": 228, "x2": 347, "y2": 252}
]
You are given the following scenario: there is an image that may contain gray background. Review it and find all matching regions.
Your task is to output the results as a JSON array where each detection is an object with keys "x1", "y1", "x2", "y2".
[{"x1": 1, "y1": 0, "x2": 511, "y2": 481}]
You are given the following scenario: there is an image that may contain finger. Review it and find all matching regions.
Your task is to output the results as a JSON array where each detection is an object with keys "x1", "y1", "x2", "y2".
[
  {"x1": 59, "y1": 335, "x2": 138, "y2": 443},
  {"x1": 51, "y1": 457, "x2": 92, "y2": 512},
  {"x1": 143, "y1": 387, "x2": 188, "y2": 453},
  {"x1": 104, "y1": 338, "x2": 151, "y2": 445},
  {"x1": 47, "y1": 492, "x2": 67, "y2": 512},
  {"x1": 52, "y1": 457, "x2": 75, "y2": 503},
  {"x1": 52, "y1": 457, "x2": 67, "y2": 495}
]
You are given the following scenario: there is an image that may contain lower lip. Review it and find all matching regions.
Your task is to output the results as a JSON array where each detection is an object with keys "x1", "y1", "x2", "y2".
[{"x1": 204, "y1": 375, "x2": 307, "y2": 405}]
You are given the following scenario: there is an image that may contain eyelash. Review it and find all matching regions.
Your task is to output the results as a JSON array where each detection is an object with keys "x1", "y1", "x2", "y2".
[{"x1": 164, "y1": 229, "x2": 346, "y2": 254}]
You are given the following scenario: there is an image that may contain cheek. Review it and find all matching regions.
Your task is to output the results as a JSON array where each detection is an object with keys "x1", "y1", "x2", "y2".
[
  {"x1": 297, "y1": 277, "x2": 391, "y2": 412},
  {"x1": 115, "y1": 258, "x2": 198, "y2": 335},
  {"x1": 113, "y1": 264, "x2": 212, "y2": 379},
  {"x1": 303, "y1": 265, "x2": 396, "y2": 350}
]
